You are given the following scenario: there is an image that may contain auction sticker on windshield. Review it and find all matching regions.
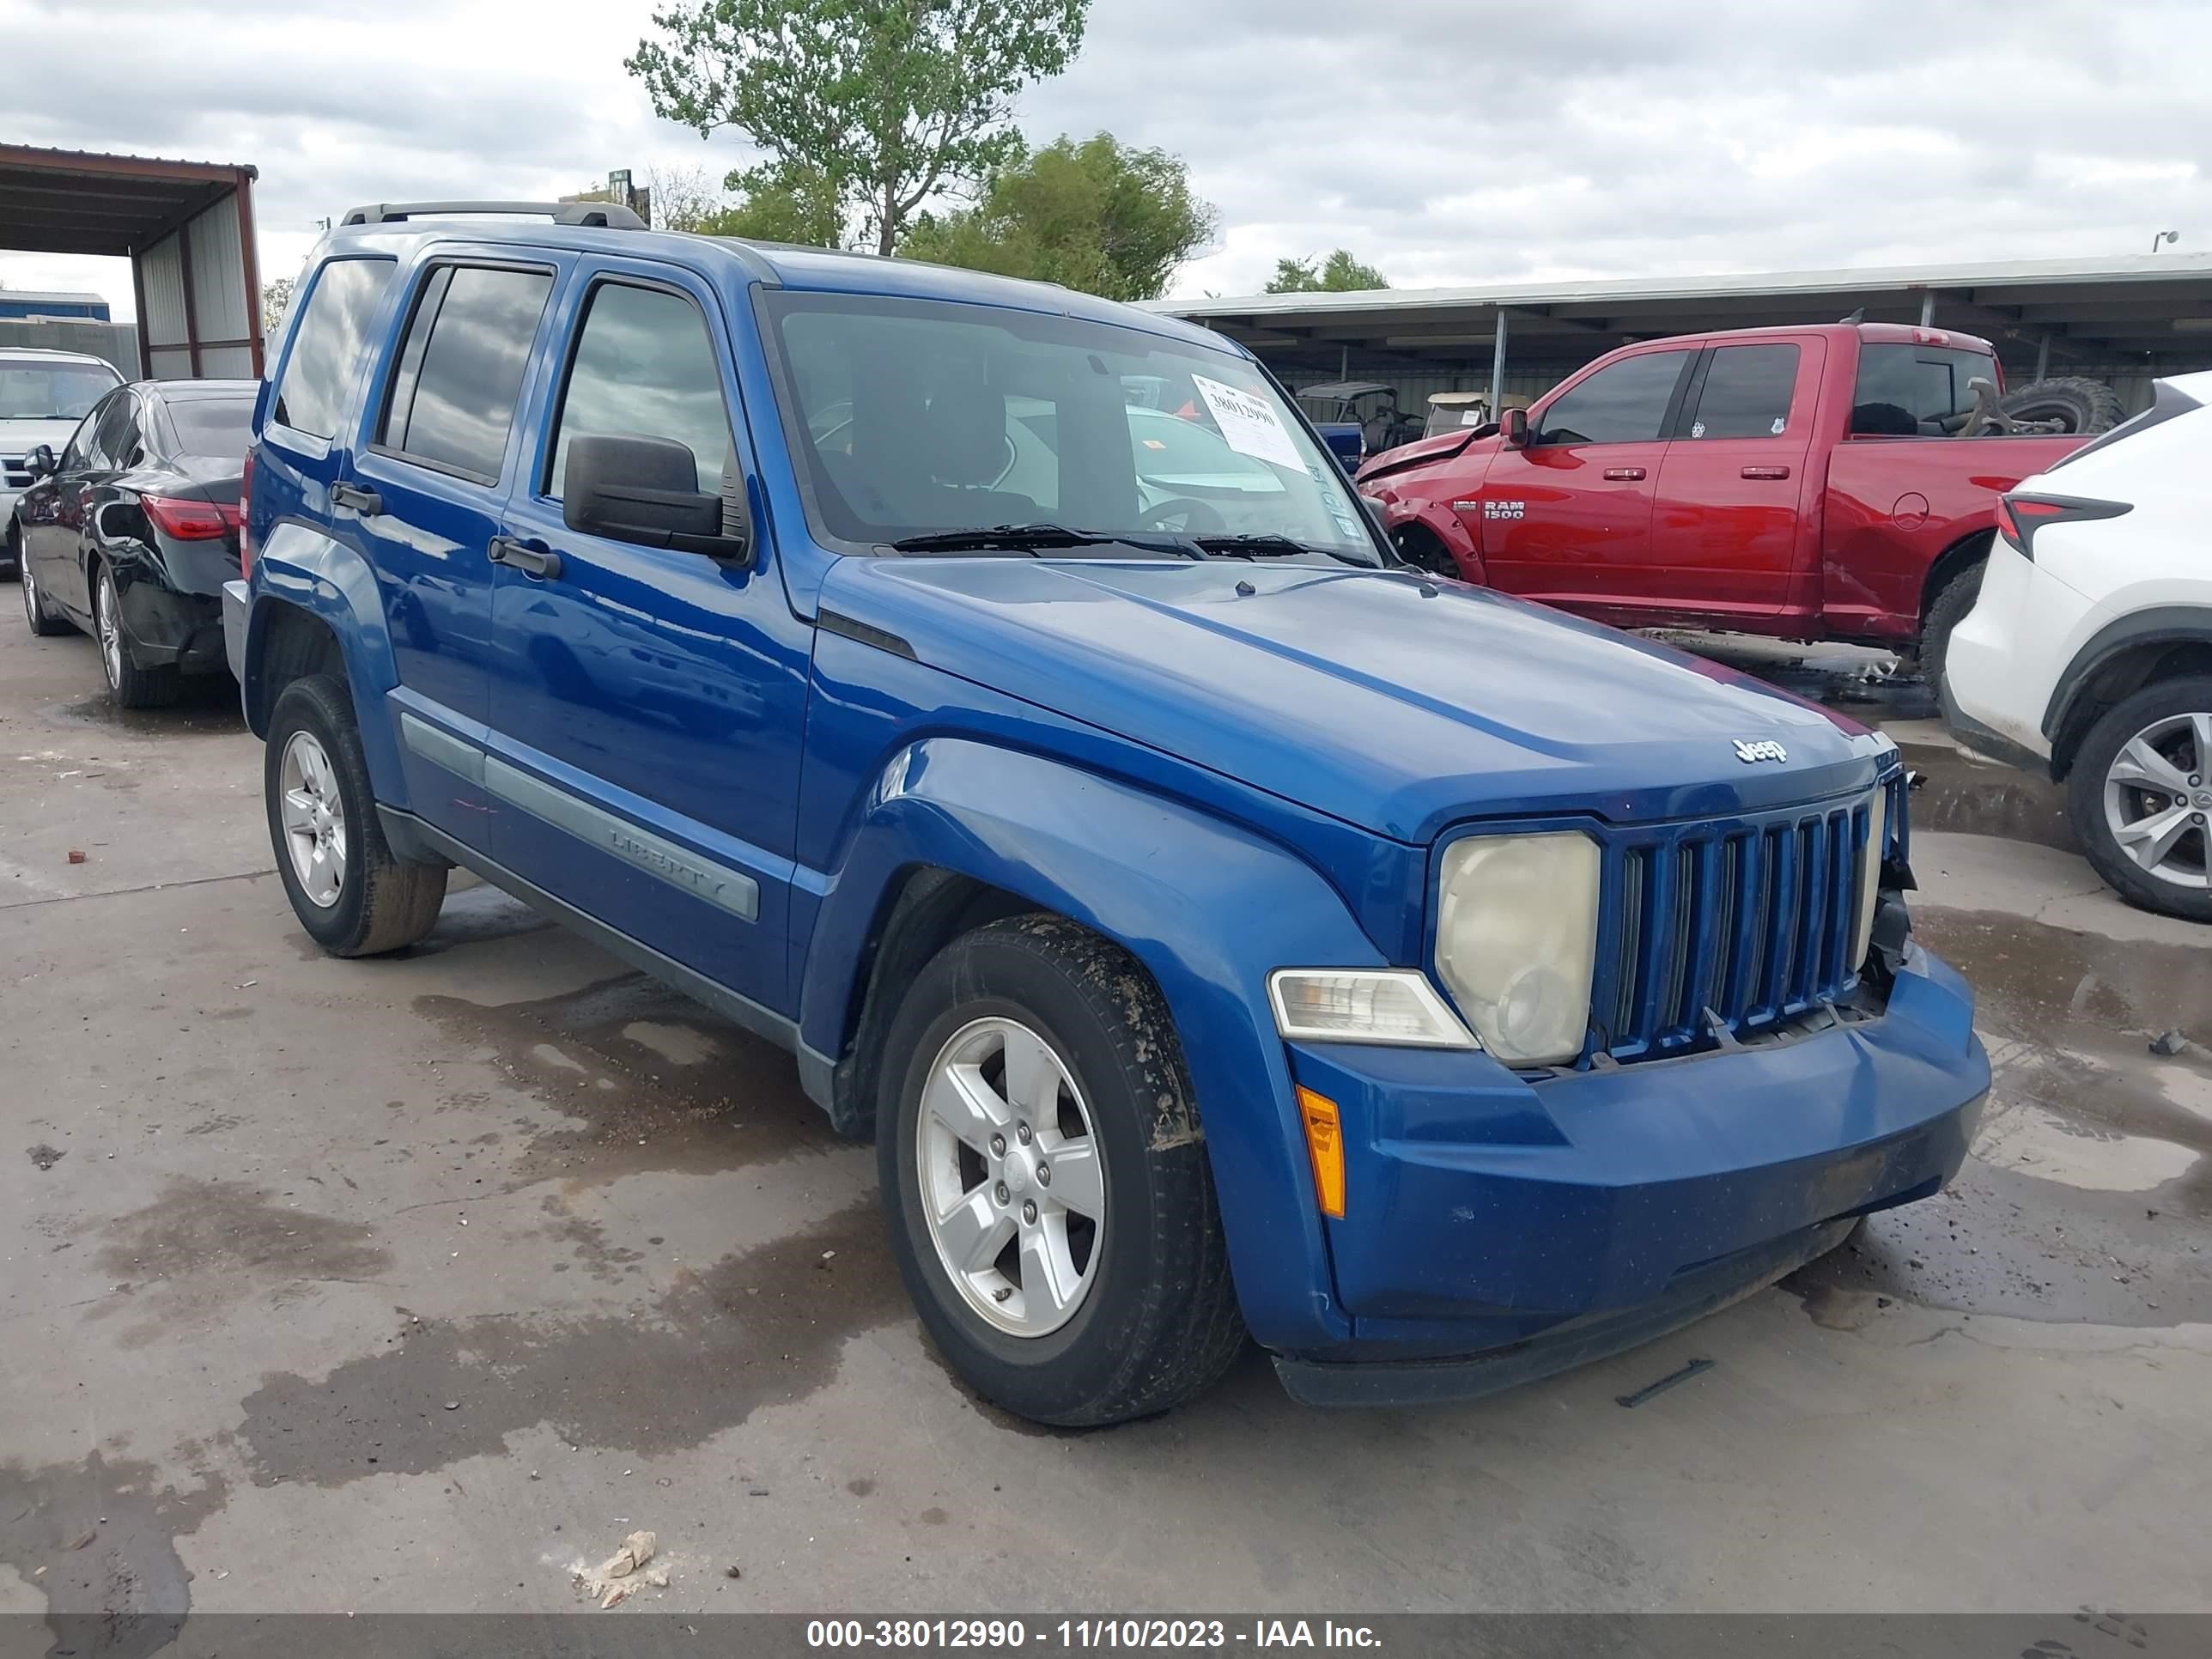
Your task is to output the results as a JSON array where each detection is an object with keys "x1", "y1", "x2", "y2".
[{"x1": 1191, "y1": 374, "x2": 1304, "y2": 470}]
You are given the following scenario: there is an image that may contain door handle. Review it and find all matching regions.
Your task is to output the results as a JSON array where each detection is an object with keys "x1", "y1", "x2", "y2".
[
  {"x1": 1741, "y1": 465, "x2": 1791, "y2": 480},
  {"x1": 489, "y1": 535, "x2": 562, "y2": 580},
  {"x1": 1603, "y1": 466, "x2": 1645, "y2": 481},
  {"x1": 331, "y1": 482, "x2": 382, "y2": 514}
]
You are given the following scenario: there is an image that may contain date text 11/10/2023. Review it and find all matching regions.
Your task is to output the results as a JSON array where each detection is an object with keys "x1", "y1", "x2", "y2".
[{"x1": 805, "y1": 1620, "x2": 1383, "y2": 1650}]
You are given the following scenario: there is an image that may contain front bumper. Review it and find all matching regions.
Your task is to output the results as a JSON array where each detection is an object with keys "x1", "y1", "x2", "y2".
[{"x1": 1270, "y1": 943, "x2": 1986, "y2": 1403}]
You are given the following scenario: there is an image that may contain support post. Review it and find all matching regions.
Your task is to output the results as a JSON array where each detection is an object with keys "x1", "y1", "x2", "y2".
[
  {"x1": 236, "y1": 173, "x2": 265, "y2": 376},
  {"x1": 1488, "y1": 307, "x2": 1510, "y2": 417},
  {"x1": 2033, "y1": 335, "x2": 2051, "y2": 381},
  {"x1": 128, "y1": 246, "x2": 151, "y2": 380},
  {"x1": 1918, "y1": 291, "x2": 1936, "y2": 327},
  {"x1": 178, "y1": 218, "x2": 204, "y2": 377}
]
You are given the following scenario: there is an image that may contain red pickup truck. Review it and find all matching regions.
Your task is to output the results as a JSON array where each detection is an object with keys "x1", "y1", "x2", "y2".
[{"x1": 1358, "y1": 322, "x2": 2109, "y2": 670}]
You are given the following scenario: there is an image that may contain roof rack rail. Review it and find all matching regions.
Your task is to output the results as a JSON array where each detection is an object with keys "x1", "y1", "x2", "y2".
[{"x1": 338, "y1": 200, "x2": 647, "y2": 231}]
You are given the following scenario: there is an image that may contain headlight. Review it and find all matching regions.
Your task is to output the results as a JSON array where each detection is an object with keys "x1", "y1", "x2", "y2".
[
  {"x1": 1268, "y1": 969, "x2": 1477, "y2": 1048},
  {"x1": 1850, "y1": 789, "x2": 1888, "y2": 969},
  {"x1": 1435, "y1": 832, "x2": 1601, "y2": 1066}
]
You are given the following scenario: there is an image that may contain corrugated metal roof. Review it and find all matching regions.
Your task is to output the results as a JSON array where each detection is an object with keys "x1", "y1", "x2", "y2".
[
  {"x1": 0, "y1": 290, "x2": 107, "y2": 305},
  {"x1": 1151, "y1": 252, "x2": 2212, "y2": 319}
]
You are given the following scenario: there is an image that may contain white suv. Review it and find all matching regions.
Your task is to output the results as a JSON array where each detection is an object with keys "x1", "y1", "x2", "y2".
[
  {"x1": 1945, "y1": 370, "x2": 2212, "y2": 921},
  {"x1": 1, "y1": 346, "x2": 125, "y2": 576}
]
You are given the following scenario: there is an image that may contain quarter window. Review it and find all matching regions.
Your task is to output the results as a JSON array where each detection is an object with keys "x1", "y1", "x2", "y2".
[
  {"x1": 1534, "y1": 351, "x2": 1691, "y2": 447},
  {"x1": 381, "y1": 264, "x2": 554, "y2": 482},
  {"x1": 272, "y1": 258, "x2": 396, "y2": 441},
  {"x1": 1686, "y1": 344, "x2": 1801, "y2": 439},
  {"x1": 549, "y1": 283, "x2": 733, "y2": 496},
  {"x1": 94, "y1": 392, "x2": 141, "y2": 468},
  {"x1": 1852, "y1": 343, "x2": 2000, "y2": 435}
]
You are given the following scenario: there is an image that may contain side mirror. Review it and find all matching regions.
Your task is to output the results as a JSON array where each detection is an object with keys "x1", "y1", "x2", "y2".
[
  {"x1": 27, "y1": 444, "x2": 57, "y2": 477},
  {"x1": 562, "y1": 434, "x2": 752, "y2": 564},
  {"x1": 1502, "y1": 407, "x2": 1530, "y2": 449}
]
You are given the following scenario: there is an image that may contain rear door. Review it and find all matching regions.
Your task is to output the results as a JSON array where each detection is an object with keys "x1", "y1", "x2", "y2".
[
  {"x1": 1473, "y1": 346, "x2": 1695, "y2": 609},
  {"x1": 1647, "y1": 336, "x2": 1824, "y2": 621},
  {"x1": 484, "y1": 259, "x2": 812, "y2": 1014},
  {"x1": 348, "y1": 251, "x2": 566, "y2": 848}
]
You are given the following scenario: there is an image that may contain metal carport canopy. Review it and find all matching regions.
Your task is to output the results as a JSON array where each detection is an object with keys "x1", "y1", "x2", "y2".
[
  {"x1": 0, "y1": 143, "x2": 264, "y2": 380},
  {"x1": 1146, "y1": 252, "x2": 2212, "y2": 404}
]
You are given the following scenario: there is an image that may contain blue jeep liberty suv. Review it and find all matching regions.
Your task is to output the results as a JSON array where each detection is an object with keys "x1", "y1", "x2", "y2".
[{"x1": 223, "y1": 201, "x2": 1989, "y2": 1425}]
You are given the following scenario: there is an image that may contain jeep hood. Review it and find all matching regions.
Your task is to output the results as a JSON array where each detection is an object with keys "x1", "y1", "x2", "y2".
[{"x1": 818, "y1": 557, "x2": 1887, "y2": 843}]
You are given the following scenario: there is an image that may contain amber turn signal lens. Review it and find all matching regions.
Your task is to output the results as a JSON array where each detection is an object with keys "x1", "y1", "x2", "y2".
[{"x1": 1296, "y1": 1085, "x2": 1346, "y2": 1219}]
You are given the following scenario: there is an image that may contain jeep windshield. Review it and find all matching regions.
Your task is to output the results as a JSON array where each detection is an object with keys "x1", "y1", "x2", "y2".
[
  {"x1": 0, "y1": 360, "x2": 121, "y2": 421},
  {"x1": 761, "y1": 290, "x2": 1383, "y2": 567}
]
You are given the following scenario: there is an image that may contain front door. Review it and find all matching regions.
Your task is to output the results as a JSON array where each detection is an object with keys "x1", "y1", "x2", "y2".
[
  {"x1": 1649, "y1": 337, "x2": 1824, "y2": 623},
  {"x1": 346, "y1": 252, "x2": 564, "y2": 847},
  {"x1": 486, "y1": 263, "x2": 812, "y2": 1014},
  {"x1": 39, "y1": 388, "x2": 138, "y2": 619},
  {"x1": 1473, "y1": 346, "x2": 1695, "y2": 614}
]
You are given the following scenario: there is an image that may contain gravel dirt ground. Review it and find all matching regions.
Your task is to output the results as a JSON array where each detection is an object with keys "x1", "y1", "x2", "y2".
[{"x1": 2, "y1": 616, "x2": 2207, "y2": 1632}]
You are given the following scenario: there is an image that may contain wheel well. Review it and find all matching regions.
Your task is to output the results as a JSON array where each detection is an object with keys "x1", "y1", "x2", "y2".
[
  {"x1": 825, "y1": 866, "x2": 1054, "y2": 1140},
  {"x1": 247, "y1": 603, "x2": 345, "y2": 738},
  {"x1": 1918, "y1": 528, "x2": 1995, "y2": 623},
  {"x1": 2051, "y1": 638, "x2": 2212, "y2": 779}
]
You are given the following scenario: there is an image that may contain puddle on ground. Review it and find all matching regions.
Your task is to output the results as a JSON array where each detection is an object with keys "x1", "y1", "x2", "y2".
[
  {"x1": 1897, "y1": 742, "x2": 2075, "y2": 853},
  {"x1": 413, "y1": 972, "x2": 839, "y2": 1185},
  {"x1": 0, "y1": 1451, "x2": 228, "y2": 1656},
  {"x1": 53, "y1": 685, "x2": 244, "y2": 737},
  {"x1": 237, "y1": 1198, "x2": 902, "y2": 1486},
  {"x1": 83, "y1": 1179, "x2": 393, "y2": 1348}
]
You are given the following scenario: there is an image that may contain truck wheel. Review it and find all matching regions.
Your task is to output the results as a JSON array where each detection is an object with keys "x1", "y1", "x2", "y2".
[
  {"x1": 1393, "y1": 524, "x2": 1462, "y2": 580},
  {"x1": 1997, "y1": 377, "x2": 2124, "y2": 435},
  {"x1": 878, "y1": 915, "x2": 1247, "y2": 1425},
  {"x1": 265, "y1": 673, "x2": 449, "y2": 955},
  {"x1": 2067, "y1": 678, "x2": 2212, "y2": 924},
  {"x1": 95, "y1": 566, "x2": 180, "y2": 708},
  {"x1": 1918, "y1": 556, "x2": 1985, "y2": 692}
]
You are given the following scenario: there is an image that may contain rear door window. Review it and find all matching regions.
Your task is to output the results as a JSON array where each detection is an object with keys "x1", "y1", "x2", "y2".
[
  {"x1": 1534, "y1": 350, "x2": 1692, "y2": 446},
  {"x1": 271, "y1": 258, "x2": 396, "y2": 441},
  {"x1": 1684, "y1": 344, "x2": 1801, "y2": 439},
  {"x1": 380, "y1": 264, "x2": 555, "y2": 483}
]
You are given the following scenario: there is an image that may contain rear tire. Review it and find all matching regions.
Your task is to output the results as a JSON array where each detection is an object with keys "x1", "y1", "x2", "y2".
[
  {"x1": 265, "y1": 674, "x2": 449, "y2": 955},
  {"x1": 878, "y1": 915, "x2": 1247, "y2": 1425},
  {"x1": 95, "y1": 566, "x2": 179, "y2": 708},
  {"x1": 2068, "y1": 677, "x2": 2212, "y2": 924},
  {"x1": 1918, "y1": 555, "x2": 1986, "y2": 692}
]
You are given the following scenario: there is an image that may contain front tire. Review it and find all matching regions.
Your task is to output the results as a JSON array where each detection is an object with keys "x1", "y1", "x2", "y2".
[
  {"x1": 21, "y1": 544, "x2": 68, "y2": 636},
  {"x1": 878, "y1": 916, "x2": 1247, "y2": 1425},
  {"x1": 2068, "y1": 677, "x2": 2212, "y2": 924},
  {"x1": 95, "y1": 565, "x2": 179, "y2": 708},
  {"x1": 265, "y1": 674, "x2": 449, "y2": 955}
]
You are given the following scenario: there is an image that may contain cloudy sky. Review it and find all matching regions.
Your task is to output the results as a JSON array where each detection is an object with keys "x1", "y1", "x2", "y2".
[{"x1": 2, "y1": 0, "x2": 2205, "y2": 320}]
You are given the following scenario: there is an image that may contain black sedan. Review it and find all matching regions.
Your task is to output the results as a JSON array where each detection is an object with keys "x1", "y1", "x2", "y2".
[{"x1": 15, "y1": 379, "x2": 253, "y2": 707}]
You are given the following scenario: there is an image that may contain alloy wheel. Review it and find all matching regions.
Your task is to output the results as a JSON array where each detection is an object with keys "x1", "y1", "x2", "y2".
[
  {"x1": 2103, "y1": 711, "x2": 2212, "y2": 890},
  {"x1": 97, "y1": 571, "x2": 124, "y2": 688},
  {"x1": 915, "y1": 1015, "x2": 1106, "y2": 1337},
  {"x1": 278, "y1": 729, "x2": 349, "y2": 908}
]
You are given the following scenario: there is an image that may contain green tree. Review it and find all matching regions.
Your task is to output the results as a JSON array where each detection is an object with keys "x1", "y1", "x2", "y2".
[
  {"x1": 697, "y1": 162, "x2": 846, "y2": 246},
  {"x1": 261, "y1": 276, "x2": 294, "y2": 336},
  {"x1": 627, "y1": 0, "x2": 1091, "y2": 256},
  {"x1": 1264, "y1": 249, "x2": 1390, "y2": 294},
  {"x1": 898, "y1": 133, "x2": 1214, "y2": 301}
]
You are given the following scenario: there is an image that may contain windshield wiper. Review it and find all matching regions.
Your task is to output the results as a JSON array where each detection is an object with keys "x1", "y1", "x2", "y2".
[
  {"x1": 888, "y1": 522, "x2": 1198, "y2": 558},
  {"x1": 1189, "y1": 533, "x2": 1380, "y2": 568}
]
